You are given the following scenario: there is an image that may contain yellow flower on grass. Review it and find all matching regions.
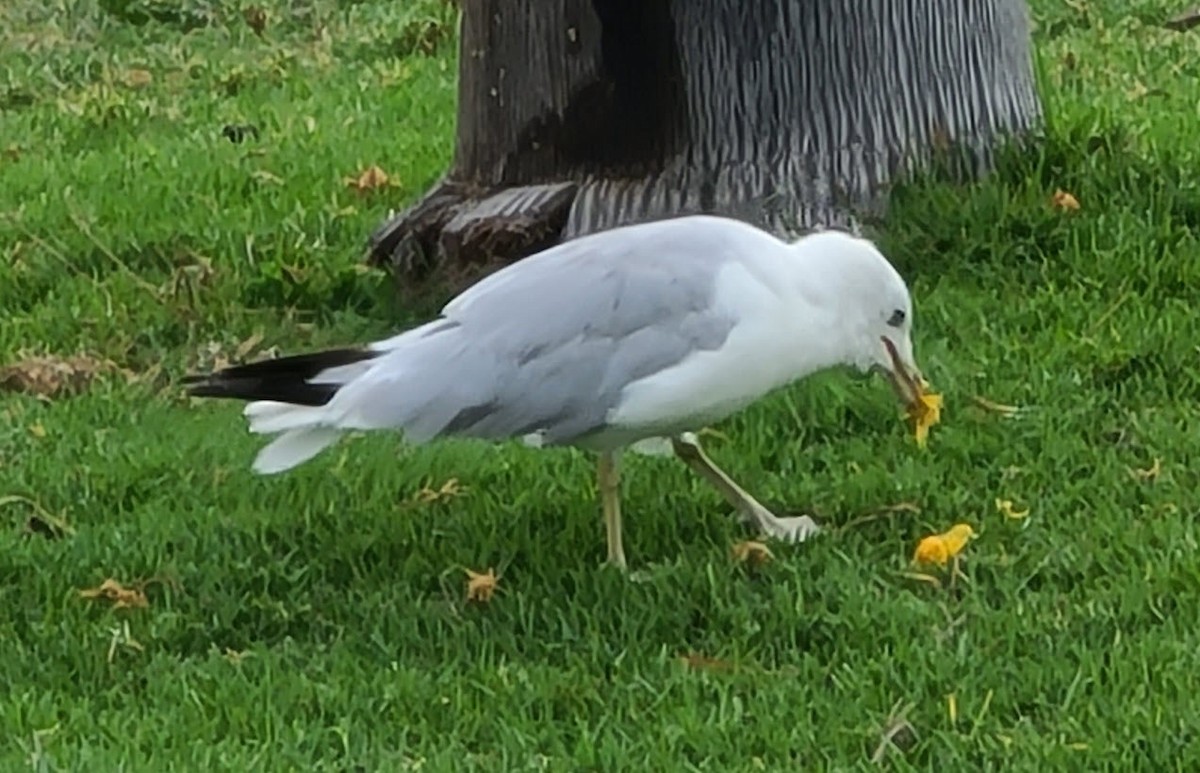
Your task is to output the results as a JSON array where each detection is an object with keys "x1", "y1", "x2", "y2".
[{"x1": 913, "y1": 523, "x2": 975, "y2": 566}]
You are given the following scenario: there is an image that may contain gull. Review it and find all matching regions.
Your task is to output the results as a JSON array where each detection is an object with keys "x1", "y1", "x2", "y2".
[{"x1": 183, "y1": 214, "x2": 926, "y2": 569}]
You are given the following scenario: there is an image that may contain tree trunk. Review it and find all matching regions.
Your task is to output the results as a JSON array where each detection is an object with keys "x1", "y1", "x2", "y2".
[{"x1": 368, "y1": 0, "x2": 1041, "y2": 290}]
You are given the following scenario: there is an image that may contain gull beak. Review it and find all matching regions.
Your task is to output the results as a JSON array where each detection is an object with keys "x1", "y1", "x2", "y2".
[{"x1": 880, "y1": 336, "x2": 925, "y2": 409}]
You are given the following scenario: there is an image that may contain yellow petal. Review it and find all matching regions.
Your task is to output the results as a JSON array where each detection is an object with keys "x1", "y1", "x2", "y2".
[
  {"x1": 940, "y1": 523, "x2": 976, "y2": 556},
  {"x1": 907, "y1": 390, "x2": 943, "y2": 448},
  {"x1": 913, "y1": 523, "x2": 975, "y2": 565},
  {"x1": 995, "y1": 498, "x2": 1030, "y2": 519},
  {"x1": 913, "y1": 535, "x2": 949, "y2": 565}
]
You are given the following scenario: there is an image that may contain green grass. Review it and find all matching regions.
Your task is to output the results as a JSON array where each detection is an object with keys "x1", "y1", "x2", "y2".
[{"x1": 4, "y1": 0, "x2": 1200, "y2": 768}]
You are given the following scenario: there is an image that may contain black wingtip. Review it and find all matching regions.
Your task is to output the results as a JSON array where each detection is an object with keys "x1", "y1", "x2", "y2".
[{"x1": 181, "y1": 347, "x2": 380, "y2": 406}]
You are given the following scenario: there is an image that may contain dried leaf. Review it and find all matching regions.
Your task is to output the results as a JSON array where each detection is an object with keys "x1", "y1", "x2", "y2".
[
  {"x1": 731, "y1": 540, "x2": 774, "y2": 565},
  {"x1": 1129, "y1": 457, "x2": 1161, "y2": 481},
  {"x1": 28, "y1": 422, "x2": 46, "y2": 438},
  {"x1": 235, "y1": 331, "x2": 265, "y2": 360},
  {"x1": 79, "y1": 578, "x2": 149, "y2": 609},
  {"x1": 679, "y1": 652, "x2": 734, "y2": 671},
  {"x1": 465, "y1": 567, "x2": 497, "y2": 603},
  {"x1": 0, "y1": 353, "x2": 115, "y2": 398},
  {"x1": 1051, "y1": 188, "x2": 1080, "y2": 211},
  {"x1": 995, "y1": 498, "x2": 1030, "y2": 520},
  {"x1": 345, "y1": 165, "x2": 393, "y2": 193},
  {"x1": 912, "y1": 523, "x2": 975, "y2": 566},
  {"x1": 2, "y1": 144, "x2": 19, "y2": 162},
  {"x1": 415, "y1": 478, "x2": 465, "y2": 504},
  {"x1": 123, "y1": 69, "x2": 153, "y2": 88}
]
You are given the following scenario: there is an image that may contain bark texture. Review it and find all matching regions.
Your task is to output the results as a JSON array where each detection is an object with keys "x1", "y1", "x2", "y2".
[{"x1": 369, "y1": 0, "x2": 1042, "y2": 289}]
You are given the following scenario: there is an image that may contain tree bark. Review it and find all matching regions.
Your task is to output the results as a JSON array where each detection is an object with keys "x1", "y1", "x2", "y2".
[{"x1": 368, "y1": 0, "x2": 1041, "y2": 291}]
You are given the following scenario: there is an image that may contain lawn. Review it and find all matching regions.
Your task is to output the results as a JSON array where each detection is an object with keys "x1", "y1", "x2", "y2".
[{"x1": 3, "y1": 0, "x2": 1200, "y2": 769}]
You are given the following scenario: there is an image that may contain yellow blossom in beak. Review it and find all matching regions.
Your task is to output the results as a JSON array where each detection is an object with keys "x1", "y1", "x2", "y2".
[
  {"x1": 908, "y1": 389, "x2": 943, "y2": 448},
  {"x1": 912, "y1": 523, "x2": 975, "y2": 566},
  {"x1": 881, "y1": 337, "x2": 942, "y2": 447}
]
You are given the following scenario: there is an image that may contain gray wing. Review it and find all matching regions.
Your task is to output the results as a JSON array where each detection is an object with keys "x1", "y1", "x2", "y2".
[{"x1": 342, "y1": 217, "x2": 755, "y2": 444}]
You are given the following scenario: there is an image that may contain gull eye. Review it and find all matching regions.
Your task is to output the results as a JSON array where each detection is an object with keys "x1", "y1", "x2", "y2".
[{"x1": 887, "y1": 308, "x2": 906, "y2": 327}]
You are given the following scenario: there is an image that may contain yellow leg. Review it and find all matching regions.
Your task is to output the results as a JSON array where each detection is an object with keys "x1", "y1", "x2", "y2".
[
  {"x1": 598, "y1": 450, "x2": 626, "y2": 569},
  {"x1": 671, "y1": 433, "x2": 820, "y2": 543}
]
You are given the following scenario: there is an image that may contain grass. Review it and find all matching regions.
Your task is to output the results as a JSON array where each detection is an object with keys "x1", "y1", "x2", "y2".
[{"x1": 3, "y1": 0, "x2": 1200, "y2": 768}]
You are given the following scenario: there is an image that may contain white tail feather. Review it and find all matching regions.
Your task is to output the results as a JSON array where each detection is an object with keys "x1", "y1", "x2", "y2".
[
  {"x1": 244, "y1": 401, "x2": 328, "y2": 435},
  {"x1": 252, "y1": 427, "x2": 342, "y2": 474}
]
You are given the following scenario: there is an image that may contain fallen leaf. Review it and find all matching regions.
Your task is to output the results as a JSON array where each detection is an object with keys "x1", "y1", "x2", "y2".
[
  {"x1": 415, "y1": 478, "x2": 465, "y2": 504},
  {"x1": 465, "y1": 567, "x2": 497, "y2": 603},
  {"x1": 224, "y1": 647, "x2": 253, "y2": 664},
  {"x1": 913, "y1": 523, "x2": 975, "y2": 566},
  {"x1": 345, "y1": 165, "x2": 393, "y2": 193},
  {"x1": 0, "y1": 353, "x2": 115, "y2": 398},
  {"x1": 28, "y1": 422, "x2": 46, "y2": 438},
  {"x1": 123, "y1": 68, "x2": 153, "y2": 88},
  {"x1": 679, "y1": 652, "x2": 734, "y2": 671},
  {"x1": 235, "y1": 331, "x2": 265, "y2": 360},
  {"x1": 79, "y1": 578, "x2": 148, "y2": 609},
  {"x1": 731, "y1": 540, "x2": 774, "y2": 565},
  {"x1": 2, "y1": 144, "x2": 19, "y2": 161},
  {"x1": 1051, "y1": 188, "x2": 1080, "y2": 211},
  {"x1": 995, "y1": 498, "x2": 1030, "y2": 520},
  {"x1": 1129, "y1": 457, "x2": 1161, "y2": 481}
]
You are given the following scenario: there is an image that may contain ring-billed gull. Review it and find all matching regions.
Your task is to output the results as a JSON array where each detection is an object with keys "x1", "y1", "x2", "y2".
[{"x1": 183, "y1": 214, "x2": 927, "y2": 569}]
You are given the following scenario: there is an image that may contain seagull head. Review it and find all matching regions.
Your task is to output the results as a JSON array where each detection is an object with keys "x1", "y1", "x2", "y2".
[{"x1": 793, "y1": 229, "x2": 926, "y2": 410}]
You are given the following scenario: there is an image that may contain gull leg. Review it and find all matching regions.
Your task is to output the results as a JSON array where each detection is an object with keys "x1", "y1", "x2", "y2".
[
  {"x1": 671, "y1": 433, "x2": 820, "y2": 543},
  {"x1": 597, "y1": 450, "x2": 627, "y2": 569}
]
